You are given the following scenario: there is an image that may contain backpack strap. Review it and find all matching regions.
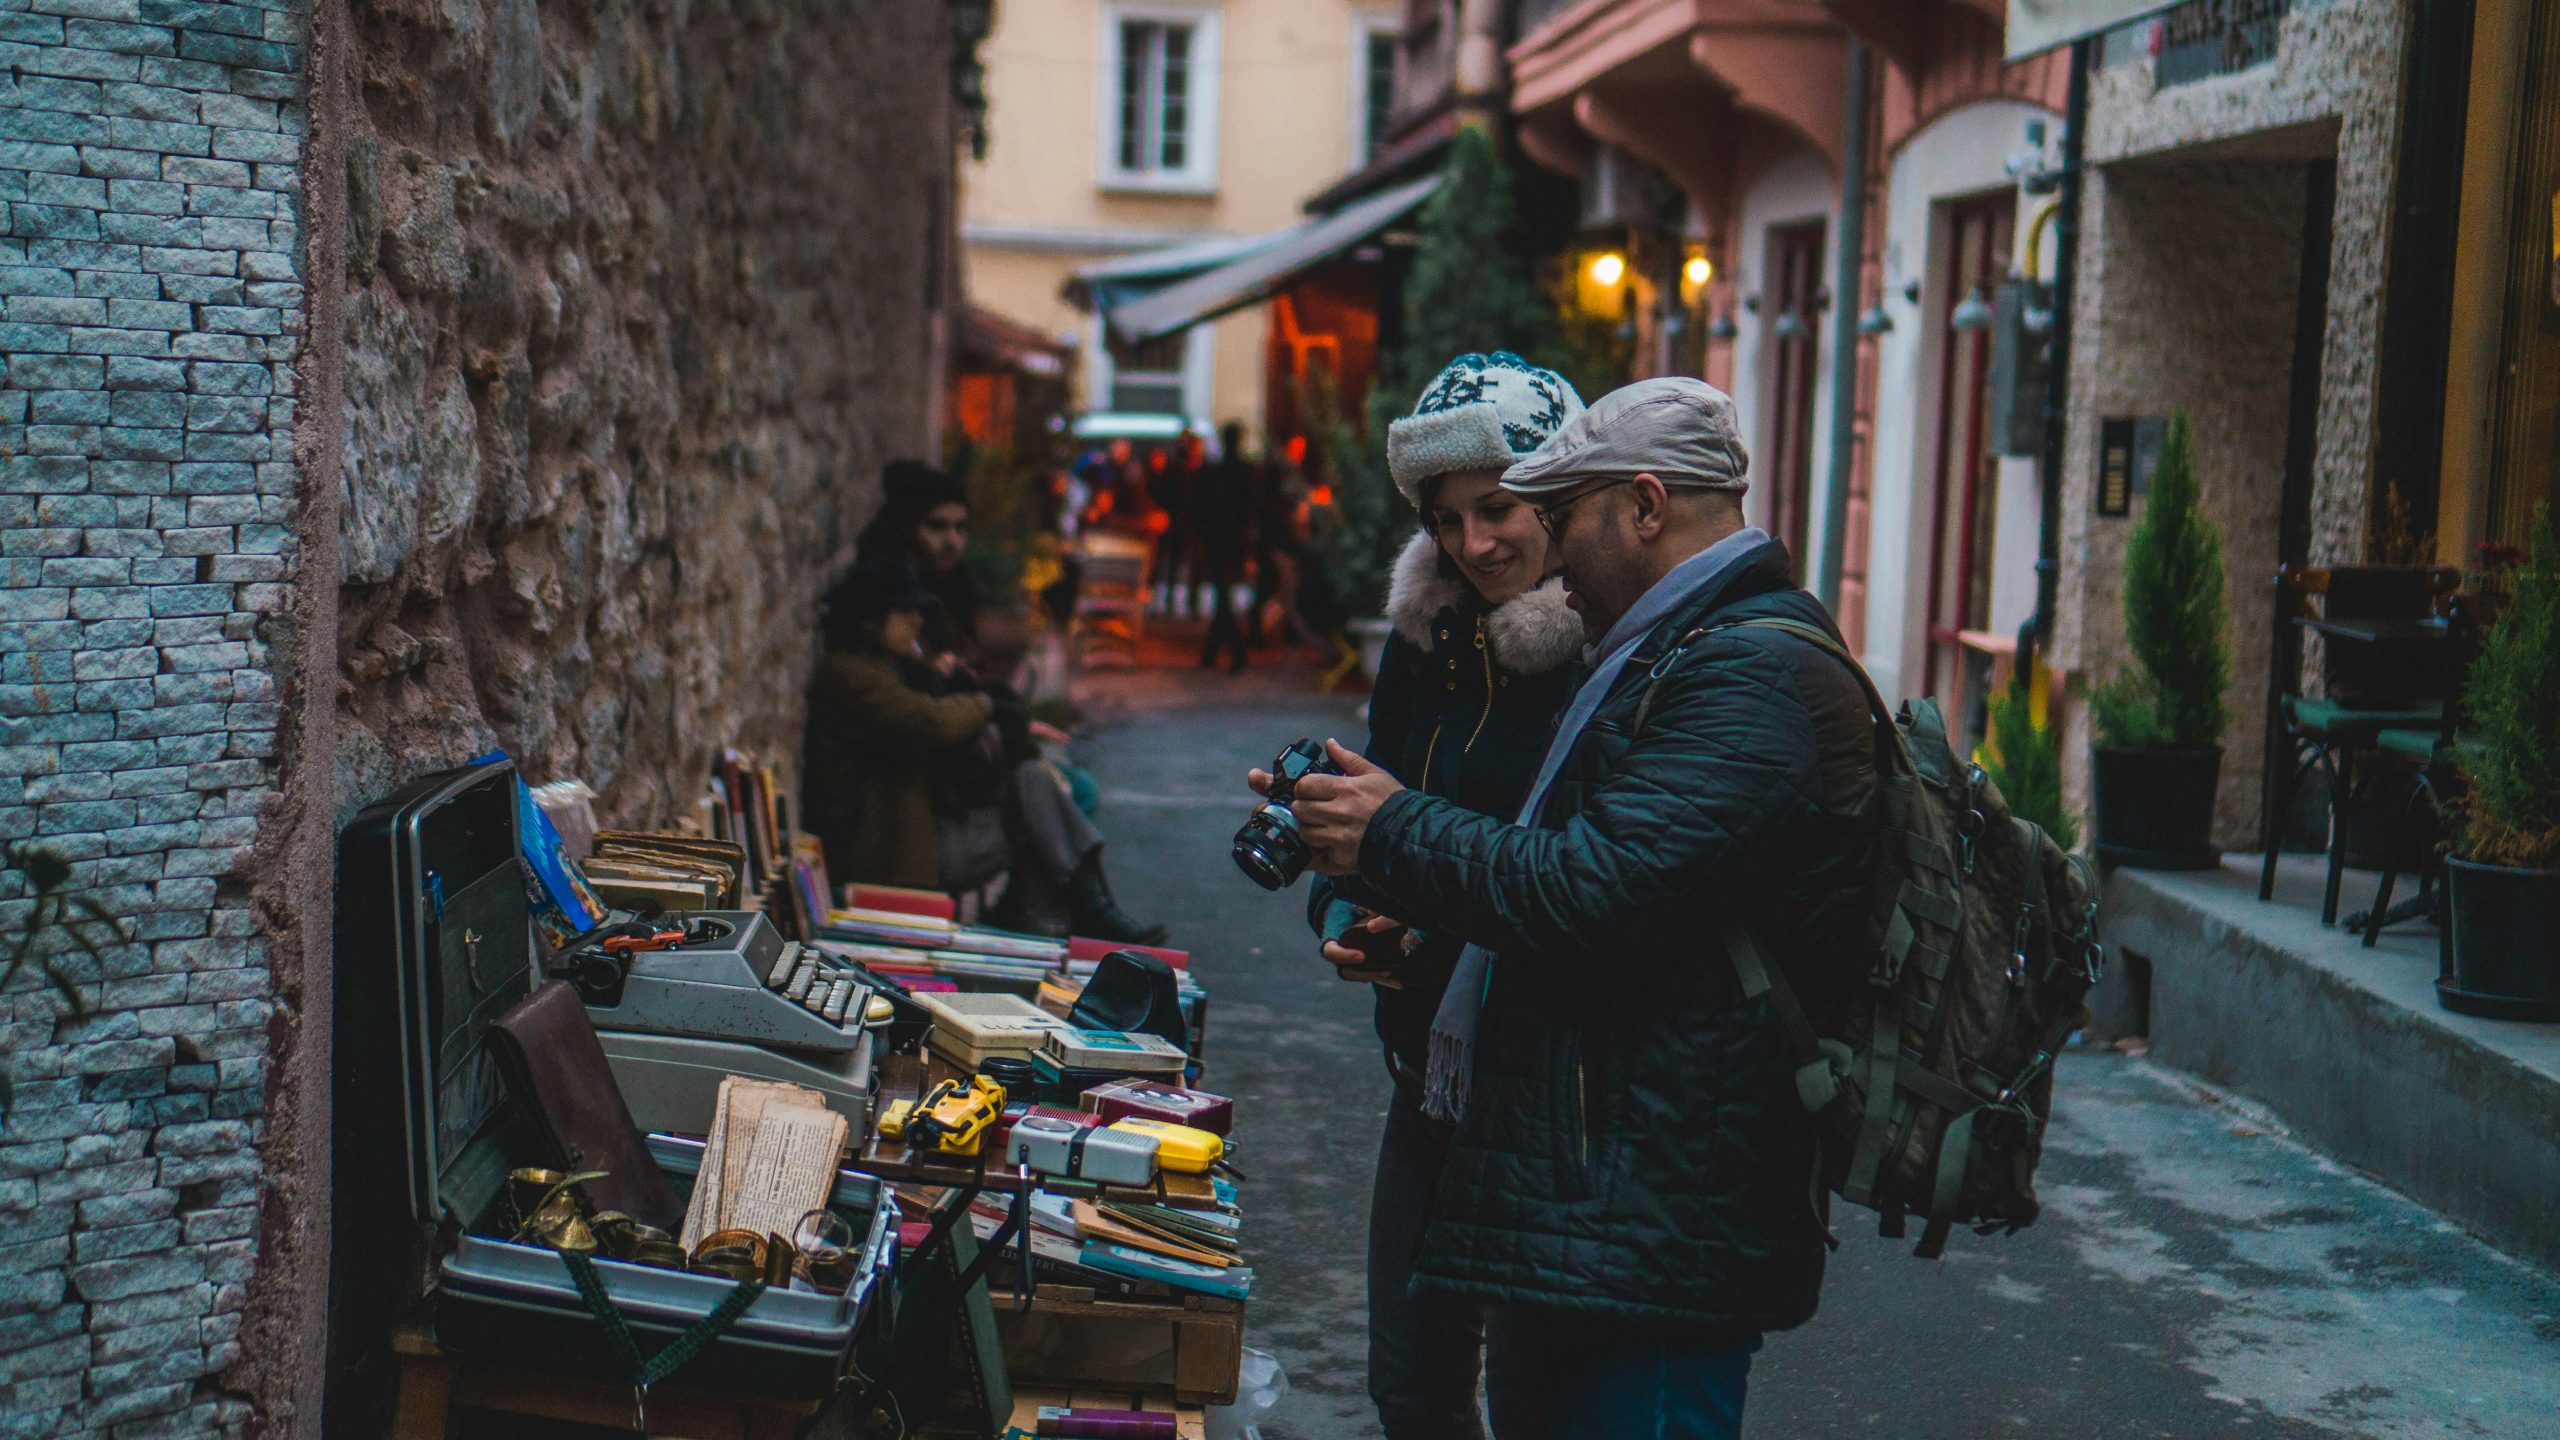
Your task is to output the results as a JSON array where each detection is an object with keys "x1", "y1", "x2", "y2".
[
  {"x1": 1719, "y1": 913, "x2": 1852, "y2": 1114},
  {"x1": 1638, "y1": 616, "x2": 1924, "y2": 1228}
]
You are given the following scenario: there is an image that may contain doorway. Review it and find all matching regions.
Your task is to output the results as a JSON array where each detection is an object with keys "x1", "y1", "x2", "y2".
[
  {"x1": 1763, "y1": 219, "x2": 1827, "y2": 574},
  {"x1": 1921, "y1": 193, "x2": 2016, "y2": 730}
]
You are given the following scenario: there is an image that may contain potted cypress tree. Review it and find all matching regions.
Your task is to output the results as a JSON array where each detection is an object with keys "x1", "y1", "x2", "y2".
[
  {"x1": 2090, "y1": 413, "x2": 2233, "y2": 868},
  {"x1": 2440, "y1": 503, "x2": 2560, "y2": 1020}
]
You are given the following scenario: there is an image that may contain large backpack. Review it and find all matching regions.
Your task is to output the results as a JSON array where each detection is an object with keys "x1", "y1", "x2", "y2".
[{"x1": 1637, "y1": 617, "x2": 2103, "y2": 1258}]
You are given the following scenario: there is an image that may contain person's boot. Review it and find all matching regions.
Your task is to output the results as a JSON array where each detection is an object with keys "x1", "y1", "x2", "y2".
[{"x1": 1067, "y1": 854, "x2": 1169, "y2": 946}]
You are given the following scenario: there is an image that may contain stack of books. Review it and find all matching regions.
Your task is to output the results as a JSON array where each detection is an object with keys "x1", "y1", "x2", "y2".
[
  {"x1": 966, "y1": 1180, "x2": 1250, "y2": 1301},
  {"x1": 581, "y1": 831, "x2": 747, "y2": 911}
]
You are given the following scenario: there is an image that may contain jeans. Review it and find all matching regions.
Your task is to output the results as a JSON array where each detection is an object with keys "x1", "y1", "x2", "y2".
[
  {"x1": 1371, "y1": 1079, "x2": 1501, "y2": 1440},
  {"x1": 1482, "y1": 1311, "x2": 1757, "y2": 1440}
]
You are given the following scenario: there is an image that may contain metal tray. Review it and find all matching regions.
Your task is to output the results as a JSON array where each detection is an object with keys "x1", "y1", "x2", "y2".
[{"x1": 439, "y1": 1135, "x2": 896, "y2": 1345}]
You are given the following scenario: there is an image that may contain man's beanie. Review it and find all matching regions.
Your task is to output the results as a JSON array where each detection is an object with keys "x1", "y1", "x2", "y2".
[
  {"x1": 1386, "y1": 352, "x2": 1586, "y2": 508},
  {"x1": 1500, "y1": 376, "x2": 1750, "y2": 496}
]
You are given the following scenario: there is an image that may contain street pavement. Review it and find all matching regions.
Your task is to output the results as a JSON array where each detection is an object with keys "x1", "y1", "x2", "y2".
[{"x1": 1071, "y1": 668, "x2": 2560, "y2": 1440}]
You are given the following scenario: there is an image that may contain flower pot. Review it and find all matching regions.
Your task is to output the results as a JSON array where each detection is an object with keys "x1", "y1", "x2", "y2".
[
  {"x1": 2091, "y1": 744, "x2": 2223, "y2": 870},
  {"x1": 1347, "y1": 617, "x2": 1394, "y2": 683},
  {"x1": 2438, "y1": 856, "x2": 2560, "y2": 1021}
]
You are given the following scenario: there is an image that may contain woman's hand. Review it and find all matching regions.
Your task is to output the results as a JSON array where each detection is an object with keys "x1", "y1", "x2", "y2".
[{"x1": 1321, "y1": 910, "x2": 1414, "y2": 989}]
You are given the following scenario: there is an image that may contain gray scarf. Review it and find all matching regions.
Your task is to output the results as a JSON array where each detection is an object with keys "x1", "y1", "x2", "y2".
[{"x1": 1420, "y1": 528, "x2": 1770, "y2": 1123}]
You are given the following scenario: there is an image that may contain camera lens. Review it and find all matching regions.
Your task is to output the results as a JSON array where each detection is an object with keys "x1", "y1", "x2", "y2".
[{"x1": 1232, "y1": 803, "x2": 1307, "y2": 890}]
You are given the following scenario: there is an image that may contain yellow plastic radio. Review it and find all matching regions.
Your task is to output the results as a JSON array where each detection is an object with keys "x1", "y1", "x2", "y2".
[{"x1": 1103, "y1": 1116, "x2": 1223, "y2": 1174}]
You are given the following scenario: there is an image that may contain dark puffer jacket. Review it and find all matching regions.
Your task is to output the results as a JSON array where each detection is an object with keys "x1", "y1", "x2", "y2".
[
  {"x1": 1311, "y1": 532, "x2": 1582, "y2": 1072},
  {"x1": 1356, "y1": 537, "x2": 1882, "y2": 1334}
]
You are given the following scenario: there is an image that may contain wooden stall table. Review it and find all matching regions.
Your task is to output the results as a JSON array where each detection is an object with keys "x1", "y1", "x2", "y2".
[{"x1": 390, "y1": 1321, "x2": 822, "y2": 1440}]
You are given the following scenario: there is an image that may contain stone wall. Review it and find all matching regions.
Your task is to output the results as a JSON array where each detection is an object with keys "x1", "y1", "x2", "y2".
[
  {"x1": 2055, "y1": 0, "x2": 2409, "y2": 846},
  {"x1": 329, "y1": 0, "x2": 954, "y2": 827},
  {"x1": 2057, "y1": 160, "x2": 2310, "y2": 844},
  {"x1": 1, "y1": 1, "x2": 309, "y2": 1433},
  {"x1": 1, "y1": 0, "x2": 957, "y2": 1434}
]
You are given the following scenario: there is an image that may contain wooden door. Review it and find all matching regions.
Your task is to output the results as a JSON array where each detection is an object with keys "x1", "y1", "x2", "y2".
[
  {"x1": 1921, "y1": 195, "x2": 2016, "y2": 721},
  {"x1": 1764, "y1": 220, "x2": 1827, "y2": 575}
]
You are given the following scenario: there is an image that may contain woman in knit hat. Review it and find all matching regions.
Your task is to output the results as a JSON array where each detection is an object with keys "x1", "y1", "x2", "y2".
[{"x1": 1304, "y1": 351, "x2": 1584, "y2": 1439}]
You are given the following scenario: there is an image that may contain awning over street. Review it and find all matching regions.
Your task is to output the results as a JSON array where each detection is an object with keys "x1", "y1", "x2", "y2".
[{"x1": 1104, "y1": 175, "x2": 1440, "y2": 343}]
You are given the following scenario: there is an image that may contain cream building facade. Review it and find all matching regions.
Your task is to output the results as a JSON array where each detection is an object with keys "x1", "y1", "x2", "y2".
[{"x1": 963, "y1": 0, "x2": 1402, "y2": 436}]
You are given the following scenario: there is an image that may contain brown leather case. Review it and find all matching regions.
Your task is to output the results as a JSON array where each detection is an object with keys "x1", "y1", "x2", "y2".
[{"x1": 488, "y1": 980, "x2": 684, "y2": 1232}]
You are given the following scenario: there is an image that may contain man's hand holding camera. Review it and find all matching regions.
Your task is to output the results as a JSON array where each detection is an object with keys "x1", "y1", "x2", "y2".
[{"x1": 1246, "y1": 739, "x2": 1403, "y2": 877}]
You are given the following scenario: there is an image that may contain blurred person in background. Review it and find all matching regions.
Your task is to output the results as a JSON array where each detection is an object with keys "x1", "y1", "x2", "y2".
[
  {"x1": 1154, "y1": 429, "x2": 1205, "y2": 614},
  {"x1": 1194, "y1": 421, "x2": 1259, "y2": 672},
  {"x1": 837, "y1": 465, "x2": 1166, "y2": 942},
  {"x1": 860, "y1": 460, "x2": 982, "y2": 665}
]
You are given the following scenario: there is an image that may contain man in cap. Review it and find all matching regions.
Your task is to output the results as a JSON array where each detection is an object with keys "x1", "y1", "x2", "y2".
[{"x1": 1274, "y1": 378, "x2": 1885, "y2": 1438}]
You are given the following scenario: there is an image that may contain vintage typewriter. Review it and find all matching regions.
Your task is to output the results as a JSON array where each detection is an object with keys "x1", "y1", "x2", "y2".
[{"x1": 557, "y1": 910, "x2": 893, "y2": 1134}]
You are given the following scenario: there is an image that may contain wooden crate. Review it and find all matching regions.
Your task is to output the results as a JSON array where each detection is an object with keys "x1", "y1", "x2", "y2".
[{"x1": 987, "y1": 1283, "x2": 1245, "y2": 1406}]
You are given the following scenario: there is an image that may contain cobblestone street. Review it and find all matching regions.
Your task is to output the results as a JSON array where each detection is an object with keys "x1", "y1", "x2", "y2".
[{"x1": 1073, "y1": 662, "x2": 2560, "y2": 1440}]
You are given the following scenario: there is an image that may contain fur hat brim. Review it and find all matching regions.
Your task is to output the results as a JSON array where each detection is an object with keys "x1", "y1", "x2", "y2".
[{"x1": 1387, "y1": 404, "x2": 1519, "y2": 509}]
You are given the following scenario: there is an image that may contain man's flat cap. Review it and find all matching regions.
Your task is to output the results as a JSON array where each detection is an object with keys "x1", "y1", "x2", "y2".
[{"x1": 1500, "y1": 376, "x2": 1751, "y2": 496}]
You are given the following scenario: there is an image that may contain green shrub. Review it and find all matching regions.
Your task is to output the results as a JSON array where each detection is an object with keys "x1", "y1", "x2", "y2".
[
  {"x1": 2457, "y1": 503, "x2": 2560, "y2": 868},
  {"x1": 1322, "y1": 126, "x2": 1558, "y2": 616},
  {"x1": 1985, "y1": 672, "x2": 2079, "y2": 852},
  {"x1": 2091, "y1": 412, "x2": 2232, "y2": 749}
]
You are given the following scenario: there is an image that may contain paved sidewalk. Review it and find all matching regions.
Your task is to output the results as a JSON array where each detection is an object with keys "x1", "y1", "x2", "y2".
[{"x1": 1072, "y1": 666, "x2": 2560, "y2": 1440}]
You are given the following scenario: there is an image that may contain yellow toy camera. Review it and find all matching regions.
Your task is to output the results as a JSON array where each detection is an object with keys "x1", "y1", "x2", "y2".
[{"x1": 897, "y1": 1074, "x2": 1008, "y2": 1156}]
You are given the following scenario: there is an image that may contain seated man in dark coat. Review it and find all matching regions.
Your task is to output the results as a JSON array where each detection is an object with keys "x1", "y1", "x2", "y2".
[{"x1": 1270, "y1": 378, "x2": 1885, "y2": 1440}]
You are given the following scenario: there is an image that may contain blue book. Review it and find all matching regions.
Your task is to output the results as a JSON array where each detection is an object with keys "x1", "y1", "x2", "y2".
[{"x1": 1076, "y1": 1242, "x2": 1254, "y2": 1299}]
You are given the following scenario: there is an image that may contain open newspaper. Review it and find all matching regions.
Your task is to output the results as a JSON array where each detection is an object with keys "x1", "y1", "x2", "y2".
[{"x1": 678, "y1": 1076, "x2": 851, "y2": 1253}]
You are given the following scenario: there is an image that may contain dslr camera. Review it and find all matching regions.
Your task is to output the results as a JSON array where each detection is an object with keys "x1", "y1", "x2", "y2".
[{"x1": 1233, "y1": 739, "x2": 1344, "y2": 890}]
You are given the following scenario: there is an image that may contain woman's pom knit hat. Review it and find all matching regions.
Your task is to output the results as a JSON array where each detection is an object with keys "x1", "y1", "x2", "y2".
[{"x1": 1385, "y1": 352, "x2": 1585, "y2": 508}]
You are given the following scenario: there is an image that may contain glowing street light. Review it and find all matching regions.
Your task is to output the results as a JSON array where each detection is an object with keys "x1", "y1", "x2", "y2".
[
  {"x1": 1683, "y1": 254, "x2": 1713, "y2": 288},
  {"x1": 1588, "y1": 252, "x2": 1626, "y2": 287}
]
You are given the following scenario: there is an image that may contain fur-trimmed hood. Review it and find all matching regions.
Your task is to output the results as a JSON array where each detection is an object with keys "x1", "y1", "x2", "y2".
[{"x1": 1382, "y1": 530, "x2": 1582, "y2": 676}]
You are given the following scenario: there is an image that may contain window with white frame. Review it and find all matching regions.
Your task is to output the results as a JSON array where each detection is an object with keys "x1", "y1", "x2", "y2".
[
  {"x1": 1103, "y1": 6, "x2": 1220, "y2": 191},
  {"x1": 1356, "y1": 19, "x2": 1400, "y2": 163}
]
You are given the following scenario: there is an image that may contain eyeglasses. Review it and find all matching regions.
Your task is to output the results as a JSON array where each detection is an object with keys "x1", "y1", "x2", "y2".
[{"x1": 1532, "y1": 478, "x2": 1635, "y2": 540}]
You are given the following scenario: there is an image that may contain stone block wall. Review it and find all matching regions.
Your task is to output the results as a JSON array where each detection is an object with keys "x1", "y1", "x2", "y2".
[
  {"x1": 2, "y1": 0, "x2": 958, "y2": 1433},
  {"x1": 328, "y1": 0, "x2": 955, "y2": 829},
  {"x1": 1, "y1": 2, "x2": 308, "y2": 1435}
]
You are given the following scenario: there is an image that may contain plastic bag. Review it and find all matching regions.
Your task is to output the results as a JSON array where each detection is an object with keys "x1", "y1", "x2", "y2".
[{"x1": 1205, "y1": 1347, "x2": 1287, "y2": 1440}]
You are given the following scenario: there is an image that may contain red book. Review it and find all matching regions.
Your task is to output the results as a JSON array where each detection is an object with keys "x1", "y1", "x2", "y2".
[{"x1": 1068, "y1": 936, "x2": 1189, "y2": 971}]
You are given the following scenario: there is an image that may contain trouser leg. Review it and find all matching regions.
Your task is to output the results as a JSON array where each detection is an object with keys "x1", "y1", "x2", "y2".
[
  {"x1": 1005, "y1": 758, "x2": 1103, "y2": 882},
  {"x1": 1483, "y1": 1309, "x2": 1755, "y2": 1440},
  {"x1": 1368, "y1": 1078, "x2": 1487, "y2": 1440},
  {"x1": 1201, "y1": 557, "x2": 1247, "y2": 669}
]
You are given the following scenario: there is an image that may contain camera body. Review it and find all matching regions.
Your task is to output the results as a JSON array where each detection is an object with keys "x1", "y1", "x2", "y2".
[{"x1": 1233, "y1": 739, "x2": 1344, "y2": 890}]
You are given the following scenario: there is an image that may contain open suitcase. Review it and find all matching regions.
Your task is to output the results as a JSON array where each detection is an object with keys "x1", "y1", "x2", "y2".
[{"x1": 333, "y1": 759, "x2": 896, "y2": 1403}]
